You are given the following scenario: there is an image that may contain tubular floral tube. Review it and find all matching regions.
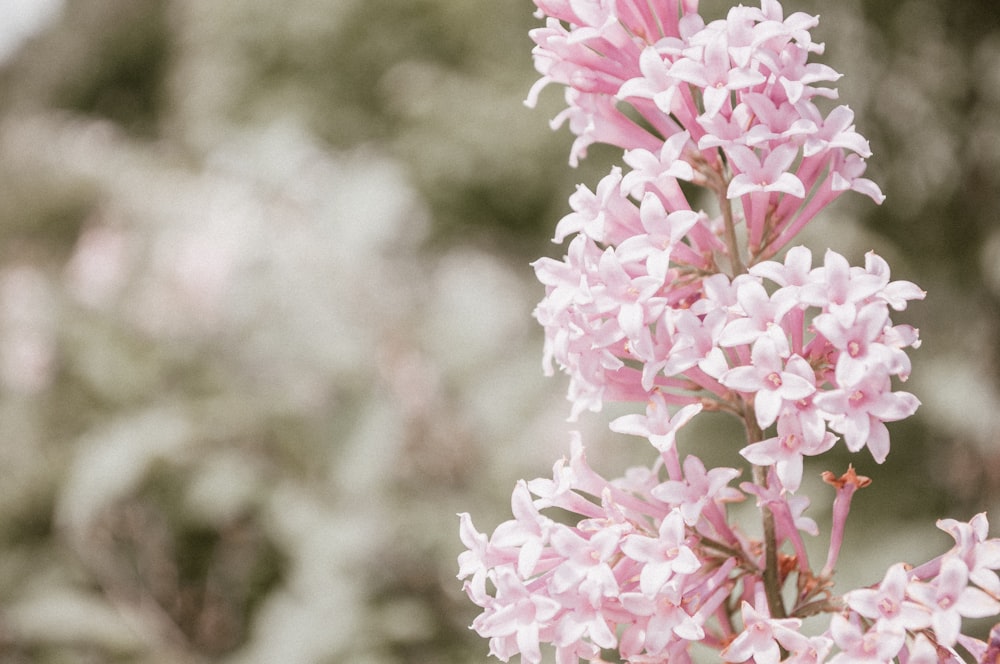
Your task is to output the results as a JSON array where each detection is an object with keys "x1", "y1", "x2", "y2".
[{"x1": 458, "y1": 1, "x2": 1000, "y2": 662}]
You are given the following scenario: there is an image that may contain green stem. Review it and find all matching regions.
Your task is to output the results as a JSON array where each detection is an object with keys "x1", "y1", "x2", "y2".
[
  {"x1": 719, "y1": 192, "x2": 747, "y2": 277},
  {"x1": 745, "y1": 412, "x2": 786, "y2": 619},
  {"x1": 698, "y1": 534, "x2": 758, "y2": 571}
]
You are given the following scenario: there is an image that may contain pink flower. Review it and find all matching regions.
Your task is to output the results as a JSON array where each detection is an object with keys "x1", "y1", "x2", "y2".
[
  {"x1": 844, "y1": 562, "x2": 932, "y2": 632},
  {"x1": 621, "y1": 510, "x2": 700, "y2": 596},
  {"x1": 615, "y1": 195, "x2": 701, "y2": 281},
  {"x1": 935, "y1": 513, "x2": 1000, "y2": 597},
  {"x1": 652, "y1": 454, "x2": 743, "y2": 526},
  {"x1": 802, "y1": 104, "x2": 872, "y2": 158},
  {"x1": 491, "y1": 481, "x2": 555, "y2": 579},
  {"x1": 457, "y1": 512, "x2": 493, "y2": 604},
  {"x1": 471, "y1": 567, "x2": 562, "y2": 664},
  {"x1": 828, "y1": 612, "x2": 905, "y2": 663},
  {"x1": 720, "y1": 336, "x2": 816, "y2": 429},
  {"x1": 907, "y1": 555, "x2": 1000, "y2": 647},
  {"x1": 610, "y1": 396, "x2": 702, "y2": 453},
  {"x1": 619, "y1": 584, "x2": 705, "y2": 655},
  {"x1": 670, "y1": 30, "x2": 766, "y2": 118},
  {"x1": 721, "y1": 601, "x2": 804, "y2": 664},
  {"x1": 813, "y1": 370, "x2": 920, "y2": 463},
  {"x1": 904, "y1": 632, "x2": 965, "y2": 664},
  {"x1": 812, "y1": 301, "x2": 896, "y2": 386},
  {"x1": 782, "y1": 635, "x2": 834, "y2": 664},
  {"x1": 552, "y1": 599, "x2": 618, "y2": 653},
  {"x1": 798, "y1": 249, "x2": 885, "y2": 325},
  {"x1": 621, "y1": 131, "x2": 697, "y2": 198},
  {"x1": 549, "y1": 523, "x2": 623, "y2": 605},
  {"x1": 553, "y1": 167, "x2": 634, "y2": 244},
  {"x1": 726, "y1": 144, "x2": 806, "y2": 199},
  {"x1": 740, "y1": 424, "x2": 835, "y2": 493},
  {"x1": 618, "y1": 45, "x2": 682, "y2": 115},
  {"x1": 831, "y1": 151, "x2": 885, "y2": 203}
]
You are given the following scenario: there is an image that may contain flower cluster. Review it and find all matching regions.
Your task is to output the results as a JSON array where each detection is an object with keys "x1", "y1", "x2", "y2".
[
  {"x1": 460, "y1": 447, "x2": 1000, "y2": 663},
  {"x1": 536, "y1": 242, "x2": 924, "y2": 481},
  {"x1": 459, "y1": 0, "x2": 1000, "y2": 662}
]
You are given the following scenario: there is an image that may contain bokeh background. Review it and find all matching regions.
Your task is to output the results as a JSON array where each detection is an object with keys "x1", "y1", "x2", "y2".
[{"x1": 0, "y1": 0, "x2": 999, "y2": 662}]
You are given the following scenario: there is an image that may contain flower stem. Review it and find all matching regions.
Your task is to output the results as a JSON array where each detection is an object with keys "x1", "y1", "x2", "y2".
[
  {"x1": 719, "y1": 190, "x2": 747, "y2": 276},
  {"x1": 705, "y1": 158, "x2": 746, "y2": 277},
  {"x1": 745, "y1": 411, "x2": 786, "y2": 619}
]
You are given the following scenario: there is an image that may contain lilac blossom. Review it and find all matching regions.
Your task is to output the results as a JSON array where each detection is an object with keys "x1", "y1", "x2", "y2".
[{"x1": 460, "y1": 0, "x2": 1000, "y2": 661}]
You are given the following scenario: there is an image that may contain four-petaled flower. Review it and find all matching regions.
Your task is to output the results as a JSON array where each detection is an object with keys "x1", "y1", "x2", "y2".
[{"x1": 720, "y1": 336, "x2": 816, "y2": 429}]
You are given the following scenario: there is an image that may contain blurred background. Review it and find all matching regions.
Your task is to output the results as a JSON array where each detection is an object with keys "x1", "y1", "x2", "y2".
[{"x1": 0, "y1": 0, "x2": 998, "y2": 662}]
